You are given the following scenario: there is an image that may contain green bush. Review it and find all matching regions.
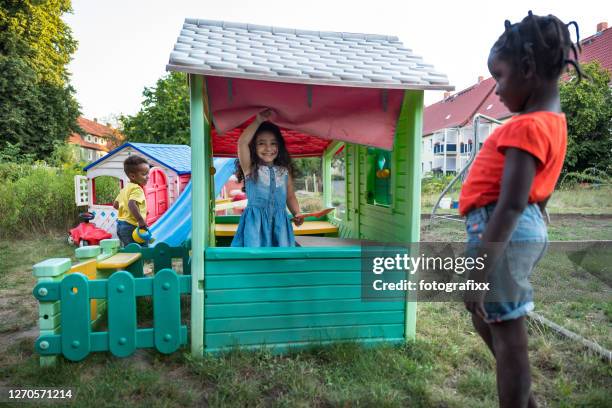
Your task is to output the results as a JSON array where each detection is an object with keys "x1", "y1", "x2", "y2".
[
  {"x1": 558, "y1": 168, "x2": 611, "y2": 190},
  {"x1": 421, "y1": 174, "x2": 459, "y2": 195},
  {"x1": 0, "y1": 164, "x2": 82, "y2": 237}
]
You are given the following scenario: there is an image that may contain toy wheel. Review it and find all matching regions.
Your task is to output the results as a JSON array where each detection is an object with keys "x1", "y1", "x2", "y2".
[{"x1": 79, "y1": 239, "x2": 89, "y2": 247}]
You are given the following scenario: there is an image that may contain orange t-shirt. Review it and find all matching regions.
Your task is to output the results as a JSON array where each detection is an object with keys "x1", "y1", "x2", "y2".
[{"x1": 459, "y1": 111, "x2": 567, "y2": 216}]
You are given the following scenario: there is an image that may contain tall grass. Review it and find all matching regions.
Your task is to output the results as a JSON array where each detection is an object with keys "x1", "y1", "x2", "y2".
[{"x1": 0, "y1": 163, "x2": 81, "y2": 237}]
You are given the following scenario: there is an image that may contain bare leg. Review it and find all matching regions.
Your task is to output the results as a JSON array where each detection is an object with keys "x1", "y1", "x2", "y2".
[
  {"x1": 489, "y1": 316, "x2": 536, "y2": 408},
  {"x1": 472, "y1": 314, "x2": 537, "y2": 407},
  {"x1": 471, "y1": 313, "x2": 495, "y2": 356}
]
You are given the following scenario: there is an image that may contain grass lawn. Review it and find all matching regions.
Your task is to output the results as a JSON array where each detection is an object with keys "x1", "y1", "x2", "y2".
[
  {"x1": 0, "y1": 212, "x2": 610, "y2": 407},
  {"x1": 422, "y1": 185, "x2": 612, "y2": 216}
]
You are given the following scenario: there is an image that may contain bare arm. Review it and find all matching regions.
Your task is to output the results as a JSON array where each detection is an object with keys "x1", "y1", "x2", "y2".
[
  {"x1": 113, "y1": 200, "x2": 119, "y2": 210},
  {"x1": 480, "y1": 148, "x2": 537, "y2": 248},
  {"x1": 128, "y1": 200, "x2": 147, "y2": 228},
  {"x1": 286, "y1": 174, "x2": 303, "y2": 226},
  {"x1": 237, "y1": 109, "x2": 273, "y2": 177}
]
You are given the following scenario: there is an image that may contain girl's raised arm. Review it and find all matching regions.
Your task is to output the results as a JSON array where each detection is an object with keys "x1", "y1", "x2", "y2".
[{"x1": 237, "y1": 109, "x2": 273, "y2": 177}]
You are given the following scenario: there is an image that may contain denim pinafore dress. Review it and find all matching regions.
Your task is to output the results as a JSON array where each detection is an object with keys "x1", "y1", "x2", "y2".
[{"x1": 231, "y1": 165, "x2": 295, "y2": 247}]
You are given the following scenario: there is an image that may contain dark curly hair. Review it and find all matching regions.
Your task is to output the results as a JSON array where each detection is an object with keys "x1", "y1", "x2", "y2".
[
  {"x1": 491, "y1": 11, "x2": 584, "y2": 81},
  {"x1": 123, "y1": 155, "x2": 149, "y2": 176},
  {"x1": 235, "y1": 121, "x2": 294, "y2": 189}
]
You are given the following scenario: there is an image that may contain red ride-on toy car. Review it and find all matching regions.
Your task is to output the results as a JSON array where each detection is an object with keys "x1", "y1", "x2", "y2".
[{"x1": 69, "y1": 212, "x2": 112, "y2": 247}]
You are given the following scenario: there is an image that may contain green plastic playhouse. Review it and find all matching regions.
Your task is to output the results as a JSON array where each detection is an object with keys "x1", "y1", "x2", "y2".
[{"x1": 32, "y1": 19, "x2": 452, "y2": 364}]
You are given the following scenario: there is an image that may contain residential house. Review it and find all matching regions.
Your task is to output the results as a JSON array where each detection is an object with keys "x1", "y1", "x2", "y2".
[
  {"x1": 68, "y1": 117, "x2": 124, "y2": 162},
  {"x1": 422, "y1": 21, "x2": 611, "y2": 176}
]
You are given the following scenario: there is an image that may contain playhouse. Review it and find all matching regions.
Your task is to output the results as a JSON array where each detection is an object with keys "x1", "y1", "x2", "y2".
[
  {"x1": 75, "y1": 143, "x2": 192, "y2": 235},
  {"x1": 33, "y1": 19, "x2": 452, "y2": 363}
]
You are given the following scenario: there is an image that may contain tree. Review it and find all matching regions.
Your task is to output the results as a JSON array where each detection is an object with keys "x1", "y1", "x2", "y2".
[
  {"x1": 560, "y1": 62, "x2": 612, "y2": 174},
  {"x1": 0, "y1": 32, "x2": 80, "y2": 159},
  {"x1": 0, "y1": 2, "x2": 80, "y2": 160},
  {"x1": 0, "y1": 0, "x2": 77, "y2": 85},
  {"x1": 121, "y1": 72, "x2": 190, "y2": 144}
]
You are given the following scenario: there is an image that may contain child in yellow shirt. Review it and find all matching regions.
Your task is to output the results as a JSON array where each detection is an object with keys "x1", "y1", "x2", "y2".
[{"x1": 113, "y1": 155, "x2": 150, "y2": 247}]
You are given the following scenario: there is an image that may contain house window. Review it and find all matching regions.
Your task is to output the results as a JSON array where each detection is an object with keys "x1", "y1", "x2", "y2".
[{"x1": 367, "y1": 148, "x2": 391, "y2": 207}]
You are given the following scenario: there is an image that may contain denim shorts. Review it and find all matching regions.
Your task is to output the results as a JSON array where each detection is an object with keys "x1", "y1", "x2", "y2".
[
  {"x1": 116, "y1": 220, "x2": 144, "y2": 248},
  {"x1": 465, "y1": 203, "x2": 548, "y2": 323}
]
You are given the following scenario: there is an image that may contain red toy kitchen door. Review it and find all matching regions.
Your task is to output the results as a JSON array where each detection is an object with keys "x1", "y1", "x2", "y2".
[{"x1": 145, "y1": 168, "x2": 168, "y2": 225}]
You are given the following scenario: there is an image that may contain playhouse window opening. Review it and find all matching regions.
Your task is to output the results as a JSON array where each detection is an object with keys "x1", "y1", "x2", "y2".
[
  {"x1": 331, "y1": 147, "x2": 346, "y2": 219},
  {"x1": 367, "y1": 148, "x2": 392, "y2": 207},
  {"x1": 92, "y1": 176, "x2": 121, "y2": 206},
  {"x1": 293, "y1": 157, "x2": 323, "y2": 212}
]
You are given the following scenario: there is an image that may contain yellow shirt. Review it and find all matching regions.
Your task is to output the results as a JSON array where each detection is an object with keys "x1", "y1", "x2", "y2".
[{"x1": 115, "y1": 182, "x2": 147, "y2": 226}]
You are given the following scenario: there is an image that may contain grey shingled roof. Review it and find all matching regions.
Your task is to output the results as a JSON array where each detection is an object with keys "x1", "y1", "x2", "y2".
[{"x1": 167, "y1": 19, "x2": 453, "y2": 91}]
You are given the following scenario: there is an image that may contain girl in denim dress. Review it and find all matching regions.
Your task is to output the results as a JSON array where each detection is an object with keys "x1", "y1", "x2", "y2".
[{"x1": 231, "y1": 110, "x2": 304, "y2": 247}]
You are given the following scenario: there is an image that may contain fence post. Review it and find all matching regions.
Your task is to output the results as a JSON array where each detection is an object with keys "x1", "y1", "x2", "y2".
[
  {"x1": 32, "y1": 258, "x2": 71, "y2": 367},
  {"x1": 60, "y1": 273, "x2": 91, "y2": 361}
]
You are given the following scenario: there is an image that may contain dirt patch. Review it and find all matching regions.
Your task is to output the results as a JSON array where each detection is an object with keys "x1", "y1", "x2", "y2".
[{"x1": 0, "y1": 325, "x2": 38, "y2": 353}]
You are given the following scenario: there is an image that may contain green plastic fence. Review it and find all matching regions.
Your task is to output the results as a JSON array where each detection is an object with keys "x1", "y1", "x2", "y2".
[{"x1": 33, "y1": 269, "x2": 191, "y2": 361}]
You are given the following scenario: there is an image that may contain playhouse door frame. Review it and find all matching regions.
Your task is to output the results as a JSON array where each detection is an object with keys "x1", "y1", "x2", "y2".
[{"x1": 188, "y1": 74, "x2": 212, "y2": 356}]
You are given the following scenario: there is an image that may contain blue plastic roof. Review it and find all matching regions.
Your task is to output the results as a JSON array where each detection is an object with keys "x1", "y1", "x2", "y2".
[{"x1": 84, "y1": 143, "x2": 192, "y2": 175}]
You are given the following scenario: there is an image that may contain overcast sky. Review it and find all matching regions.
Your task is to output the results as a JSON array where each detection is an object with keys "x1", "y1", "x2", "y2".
[{"x1": 64, "y1": 0, "x2": 608, "y2": 124}]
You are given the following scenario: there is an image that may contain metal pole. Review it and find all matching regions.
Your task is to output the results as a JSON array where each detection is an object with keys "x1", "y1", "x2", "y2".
[{"x1": 430, "y1": 114, "x2": 502, "y2": 222}]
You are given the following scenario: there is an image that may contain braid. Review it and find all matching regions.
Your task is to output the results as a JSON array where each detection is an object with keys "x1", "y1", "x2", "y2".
[{"x1": 492, "y1": 11, "x2": 584, "y2": 81}]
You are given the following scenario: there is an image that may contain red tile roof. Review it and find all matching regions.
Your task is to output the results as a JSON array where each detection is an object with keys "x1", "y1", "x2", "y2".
[
  {"x1": 68, "y1": 117, "x2": 124, "y2": 152},
  {"x1": 579, "y1": 25, "x2": 612, "y2": 71},
  {"x1": 423, "y1": 24, "x2": 611, "y2": 135},
  {"x1": 422, "y1": 78, "x2": 496, "y2": 135},
  {"x1": 77, "y1": 117, "x2": 115, "y2": 137}
]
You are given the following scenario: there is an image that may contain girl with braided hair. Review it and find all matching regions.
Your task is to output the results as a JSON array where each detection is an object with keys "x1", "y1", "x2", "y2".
[{"x1": 460, "y1": 11, "x2": 583, "y2": 407}]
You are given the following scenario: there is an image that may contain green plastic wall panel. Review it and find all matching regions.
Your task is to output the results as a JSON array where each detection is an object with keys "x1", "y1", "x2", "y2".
[
  {"x1": 153, "y1": 269, "x2": 182, "y2": 354},
  {"x1": 204, "y1": 250, "x2": 405, "y2": 352},
  {"x1": 206, "y1": 247, "x2": 361, "y2": 260},
  {"x1": 60, "y1": 273, "x2": 91, "y2": 361},
  {"x1": 206, "y1": 325, "x2": 404, "y2": 350},
  {"x1": 108, "y1": 272, "x2": 137, "y2": 357},
  {"x1": 207, "y1": 311, "x2": 405, "y2": 333},
  {"x1": 205, "y1": 298, "x2": 403, "y2": 319},
  {"x1": 206, "y1": 258, "x2": 359, "y2": 275},
  {"x1": 205, "y1": 337, "x2": 405, "y2": 355},
  {"x1": 207, "y1": 271, "x2": 362, "y2": 289}
]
